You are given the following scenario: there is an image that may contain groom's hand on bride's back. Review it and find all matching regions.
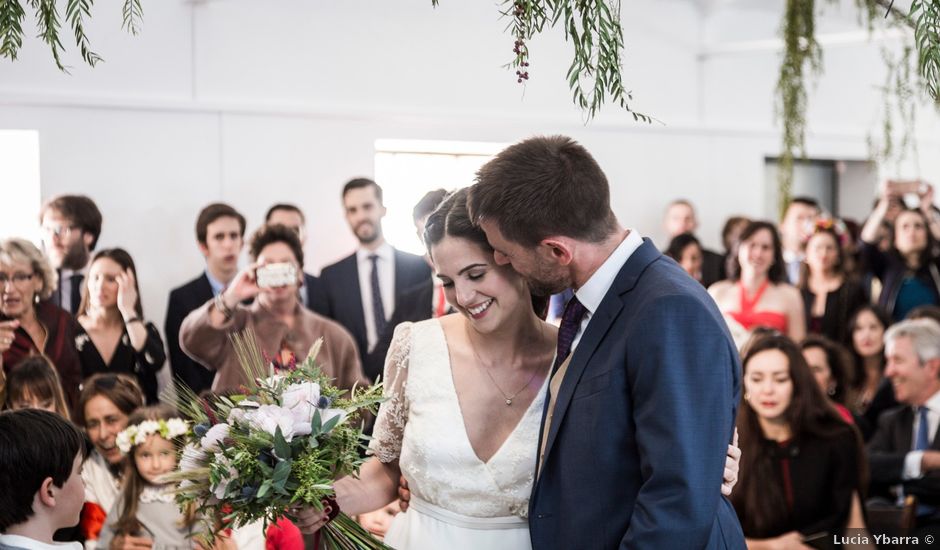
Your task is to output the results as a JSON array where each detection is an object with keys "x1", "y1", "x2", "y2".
[
  {"x1": 397, "y1": 475, "x2": 410, "y2": 511},
  {"x1": 722, "y1": 428, "x2": 740, "y2": 497}
]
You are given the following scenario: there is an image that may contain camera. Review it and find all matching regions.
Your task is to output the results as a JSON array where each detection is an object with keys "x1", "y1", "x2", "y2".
[{"x1": 256, "y1": 263, "x2": 298, "y2": 288}]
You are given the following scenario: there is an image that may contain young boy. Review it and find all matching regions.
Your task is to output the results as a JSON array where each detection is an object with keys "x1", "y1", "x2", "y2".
[{"x1": 0, "y1": 409, "x2": 88, "y2": 550}]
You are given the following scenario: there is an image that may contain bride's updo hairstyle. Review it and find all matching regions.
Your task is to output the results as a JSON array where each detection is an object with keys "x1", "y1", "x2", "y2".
[{"x1": 424, "y1": 188, "x2": 549, "y2": 319}]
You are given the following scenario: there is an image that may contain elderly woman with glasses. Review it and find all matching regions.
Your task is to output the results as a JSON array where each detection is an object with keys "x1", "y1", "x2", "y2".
[{"x1": 0, "y1": 238, "x2": 82, "y2": 410}]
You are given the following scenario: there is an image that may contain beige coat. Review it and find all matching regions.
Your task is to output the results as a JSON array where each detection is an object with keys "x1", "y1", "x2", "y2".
[{"x1": 180, "y1": 299, "x2": 369, "y2": 394}]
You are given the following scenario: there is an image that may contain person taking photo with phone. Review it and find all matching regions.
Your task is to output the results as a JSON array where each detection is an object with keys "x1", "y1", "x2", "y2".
[
  {"x1": 860, "y1": 181, "x2": 940, "y2": 322},
  {"x1": 179, "y1": 223, "x2": 369, "y2": 394}
]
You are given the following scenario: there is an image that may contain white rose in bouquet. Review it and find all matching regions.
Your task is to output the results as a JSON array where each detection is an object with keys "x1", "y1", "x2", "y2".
[
  {"x1": 246, "y1": 404, "x2": 301, "y2": 441},
  {"x1": 200, "y1": 423, "x2": 230, "y2": 452}
]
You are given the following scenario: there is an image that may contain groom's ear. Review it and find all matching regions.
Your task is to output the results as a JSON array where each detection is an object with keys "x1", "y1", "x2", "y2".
[{"x1": 539, "y1": 237, "x2": 574, "y2": 266}]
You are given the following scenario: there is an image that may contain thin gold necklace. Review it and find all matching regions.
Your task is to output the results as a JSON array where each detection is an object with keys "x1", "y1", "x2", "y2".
[{"x1": 465, "y1": 321, "x2": 541, "y2": 406}]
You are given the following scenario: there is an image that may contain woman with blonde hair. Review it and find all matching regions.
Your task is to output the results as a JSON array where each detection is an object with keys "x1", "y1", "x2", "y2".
[{"x1": 0, "y1": 237, "x2": 81, "y2": 409}]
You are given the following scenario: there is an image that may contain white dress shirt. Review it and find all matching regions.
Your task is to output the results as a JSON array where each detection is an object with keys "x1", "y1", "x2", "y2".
[
  {"x1": 903, "y1": 390, "x2": 940, "y2": 479},
  {"x1": 0, "y1": 535, "x2": 81, "y2": 550},
  {"x1": 570, "y1": 229, "x2": 644, "y2": 352},
  {"x1": 357, "y1": 243, "x2": 395, "y2": 352}
]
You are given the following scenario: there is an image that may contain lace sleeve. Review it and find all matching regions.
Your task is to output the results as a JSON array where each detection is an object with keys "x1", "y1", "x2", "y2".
[{"x1": 368, "y1": 322, "x2": 413, "y2": 463}]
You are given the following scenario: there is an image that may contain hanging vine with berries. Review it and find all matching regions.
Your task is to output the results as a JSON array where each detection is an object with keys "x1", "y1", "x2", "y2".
[{"x1": 432, "y1": 0, "x2": 651, "y2": 122}]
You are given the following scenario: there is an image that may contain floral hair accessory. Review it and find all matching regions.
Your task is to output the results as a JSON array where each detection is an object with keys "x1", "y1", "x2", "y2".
[
  {"x1": 116, "y1": 418, "x2": 190, "y2": 454},
  {"x1": 807, "y1": 217, "x2": 849, "y2": 246}
]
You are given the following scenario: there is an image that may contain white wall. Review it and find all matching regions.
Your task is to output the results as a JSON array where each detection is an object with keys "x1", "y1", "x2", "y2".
[{"x1": 0, "y1": 0, "x2": 938, "y2": 333}]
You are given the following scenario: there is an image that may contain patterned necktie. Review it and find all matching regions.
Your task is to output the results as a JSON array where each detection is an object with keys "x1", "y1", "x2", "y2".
[
  {"x1": 369, "y1": 254, "x2": 387, "y2": 337},
  {"x1": 552, "y1": 296, "x2": 587, "y2": 374}
]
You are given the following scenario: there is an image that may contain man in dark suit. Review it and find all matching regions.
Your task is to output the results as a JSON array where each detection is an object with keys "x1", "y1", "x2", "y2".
[
  {"x1": 39, "y1": 195, "x2": 103, "y2": 315},
  {"x1": 264, "y1": 203, "x2": 324, "y2": 313},
  {"x1": 165, "y1": 203, "x2": 246, "y2": 395},
  {"x1": 663, "y1": 199, "x2": 725, "y2": 287},
  {"x1": 318, "y1": 178, "x2": 431, "y2": 381},
  {"x1": 469, "y1": 136, "x2": 744, "y2": 549},
  {"x1": 868, "y1": 318, "x2": 940, "y2": 528}
]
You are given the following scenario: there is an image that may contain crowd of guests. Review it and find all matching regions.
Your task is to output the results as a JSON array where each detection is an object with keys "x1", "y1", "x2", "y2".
[{"x1": 2, "y1": 178, "x2": 940, "y2": 549}]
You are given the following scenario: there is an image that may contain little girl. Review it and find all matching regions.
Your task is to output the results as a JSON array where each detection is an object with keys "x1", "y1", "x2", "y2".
[
  {"x1": 4, "y1": 355, "x2": 72, "y2": 419},
  {"x1": 98, "y1": 404, "x2": 196, "y2": 549}
]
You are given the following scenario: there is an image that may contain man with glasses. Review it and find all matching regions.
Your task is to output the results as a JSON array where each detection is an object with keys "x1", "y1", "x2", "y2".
[{"x1": 38, "y1": 195, "x2": 103, "y2": 315}]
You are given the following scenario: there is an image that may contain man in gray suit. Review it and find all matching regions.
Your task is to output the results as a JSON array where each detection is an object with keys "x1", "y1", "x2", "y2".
[{"x1": 0, "y1": 409, "x2": 88, "y2": 550}]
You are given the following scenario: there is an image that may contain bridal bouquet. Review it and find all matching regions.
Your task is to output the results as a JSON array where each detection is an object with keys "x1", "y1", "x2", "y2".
[{"x1": 168, "y1": 331, "x2": 389, "y2": 549}]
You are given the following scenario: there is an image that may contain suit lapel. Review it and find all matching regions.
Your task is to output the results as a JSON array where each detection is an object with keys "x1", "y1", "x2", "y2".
[
  {"x1": 343, "y1": 255, "x2": 367, "y2": 347},
  {"x1": 897, "y1": 407, "x2": 914, "y2": 453},
  {"x1": 536, "y1": 239, "x2": 662, "y2": 479}
]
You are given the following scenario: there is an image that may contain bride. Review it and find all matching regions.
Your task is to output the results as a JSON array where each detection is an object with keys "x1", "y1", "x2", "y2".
[{"x1": 296, "y1": 188, "x2": 739, "y2": 549}]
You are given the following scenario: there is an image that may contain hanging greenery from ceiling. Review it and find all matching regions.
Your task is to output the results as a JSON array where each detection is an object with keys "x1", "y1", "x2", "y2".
[
  {"x1": 0, "y1": 0, "x2": 142, "y2": 71},
  {"x1": 432, "y1": 0, "x2": 651, "y2": 122},
  {"x1": 775, "y1": 0, "x2": 940, "y2": 215}
]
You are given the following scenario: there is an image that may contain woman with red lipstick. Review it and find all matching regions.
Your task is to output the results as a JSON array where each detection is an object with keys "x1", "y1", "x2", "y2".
[
  {"x1": 75, "y1": 248, "x2": 166, "y2": 405},
  {"x1": 77, "y1": 373, "x2": 145, "y2": 549},
  {"x1": 709, "y1": 221, "x2": 806, "y2": 343},
  {"x1": 0, "y1": 238, "x2": 82, "y2": 410},
  {"x1": 733, "y1": 334, "x2": 864, "y2": 549}
]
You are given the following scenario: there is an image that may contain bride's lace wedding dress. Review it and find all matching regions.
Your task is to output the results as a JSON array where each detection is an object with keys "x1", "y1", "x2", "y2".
[{"x1": 369, "y1": 319, "x2": 548, "y2": 550}]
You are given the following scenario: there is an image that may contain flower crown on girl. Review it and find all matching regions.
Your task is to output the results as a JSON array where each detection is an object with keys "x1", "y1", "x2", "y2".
[{"x1": 116, "y1": 418, "x2": 190, "y2": 454}]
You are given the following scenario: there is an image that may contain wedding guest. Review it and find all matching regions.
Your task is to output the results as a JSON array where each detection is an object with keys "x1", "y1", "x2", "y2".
[
  {"x1": 662, "y1": 200, "x2": 725, "y2": 286},
  {"x1": 779, "y1": 197, "x2": 820, "y2": 284},
  {"x1": 860, "y1": 184, "x2": 940, "y2": 321},
  {"x1": 0, "y1": 409, "x2": 89, "y2": 550},
  {"x1": 76, "y1": 249, "x2": 166, "y2": 405},
  {"x1": 800, "y1": 335, "x2": 856, "y2": 424},
  {"x1": 317, "y1": 178, "x2": 432, "y2": 381},
  {"x1": 39, "y1": 195, "x2": 103, "y2": 315},
  {"x1": 665, "y1": 232, "x2": 705, "y2": 284},
  {"x1": 165, "y1": 203, "x2": 246, "y2": 396},
  {"x1": 848, "y1": 305, "x2": 898, "y2": 440},
  {"x1": 77, "y1": 373, "x2": 145, "y2": 549},
  {"x1": 798, "y1": 220, "x2": 867, "y2": 344},
  {"x1": 181, "y1": 223, "x2": 368, "y2": 393},
  {"x1": 733, "y1": 333, "x2": 863, "y2": 548},
  {"x1": 3, "y1": 355, "x2": 71, "y2": 420},
  {"x1": 264, "y1": 203, "x2": 325, "y2": 313},
  {"x1": 867, "y1": 319, "x2": 940, "y2": 533},
  {"x1": 0, "y1": 238, "x2": 82, "y2": 410},
  {"x1": 97, "y1": 405, "x2": 200, "y2": 550},
  {"x1": 709, "y1": 221, "x2": 806, "y2": 342}
]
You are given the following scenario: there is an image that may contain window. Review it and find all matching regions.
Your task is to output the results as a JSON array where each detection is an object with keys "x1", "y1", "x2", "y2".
[
  {"x1": 374, "y1": 139, "x2": 507, "y2": 255},
  {"x1": 0, "y1": 130, "x2": 42, "y2": 243}
]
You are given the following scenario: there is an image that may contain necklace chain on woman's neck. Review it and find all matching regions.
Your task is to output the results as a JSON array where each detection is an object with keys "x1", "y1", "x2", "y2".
[{"x1": 465, "y1": 321, "x2": 541, "y2": 406}]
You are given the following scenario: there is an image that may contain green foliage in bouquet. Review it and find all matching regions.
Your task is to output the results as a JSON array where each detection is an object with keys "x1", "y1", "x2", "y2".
[{"x1": 167, "y1": 331, "x2": 390, "y2": 550}]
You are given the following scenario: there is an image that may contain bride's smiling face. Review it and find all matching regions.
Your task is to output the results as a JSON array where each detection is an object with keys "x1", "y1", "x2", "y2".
[{"x1": 431, "y1": 235, "x2": 528, "y2": 331}]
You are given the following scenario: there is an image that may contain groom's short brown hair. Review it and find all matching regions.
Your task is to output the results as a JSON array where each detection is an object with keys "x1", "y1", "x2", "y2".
[{"x1": 467, "y1": 135, "x2": 617, "y2": 247}]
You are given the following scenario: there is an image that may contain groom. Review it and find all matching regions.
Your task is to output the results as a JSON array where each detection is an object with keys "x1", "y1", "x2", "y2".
[{"x1": 468, "y1": 136, "x2": 745, "y2": 549}]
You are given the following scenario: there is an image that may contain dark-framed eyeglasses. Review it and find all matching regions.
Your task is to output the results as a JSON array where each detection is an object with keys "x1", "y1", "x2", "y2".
[{"x1": 0, "y1": 272, "x2": 34, "y2": 286}]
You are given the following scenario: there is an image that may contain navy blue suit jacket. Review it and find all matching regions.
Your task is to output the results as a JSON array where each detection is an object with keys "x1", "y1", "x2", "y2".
[
  {"x1": 528, "y1": 239, "x2": 745, "y2": 549},
  {"x1": 317, "y1": 248, "x2": 431, "y2": 381}
]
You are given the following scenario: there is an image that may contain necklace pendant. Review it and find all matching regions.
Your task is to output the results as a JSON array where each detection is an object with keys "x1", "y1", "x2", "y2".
[{"x1": 506, "y1": 399, "x2": 512, "y2": 406}]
